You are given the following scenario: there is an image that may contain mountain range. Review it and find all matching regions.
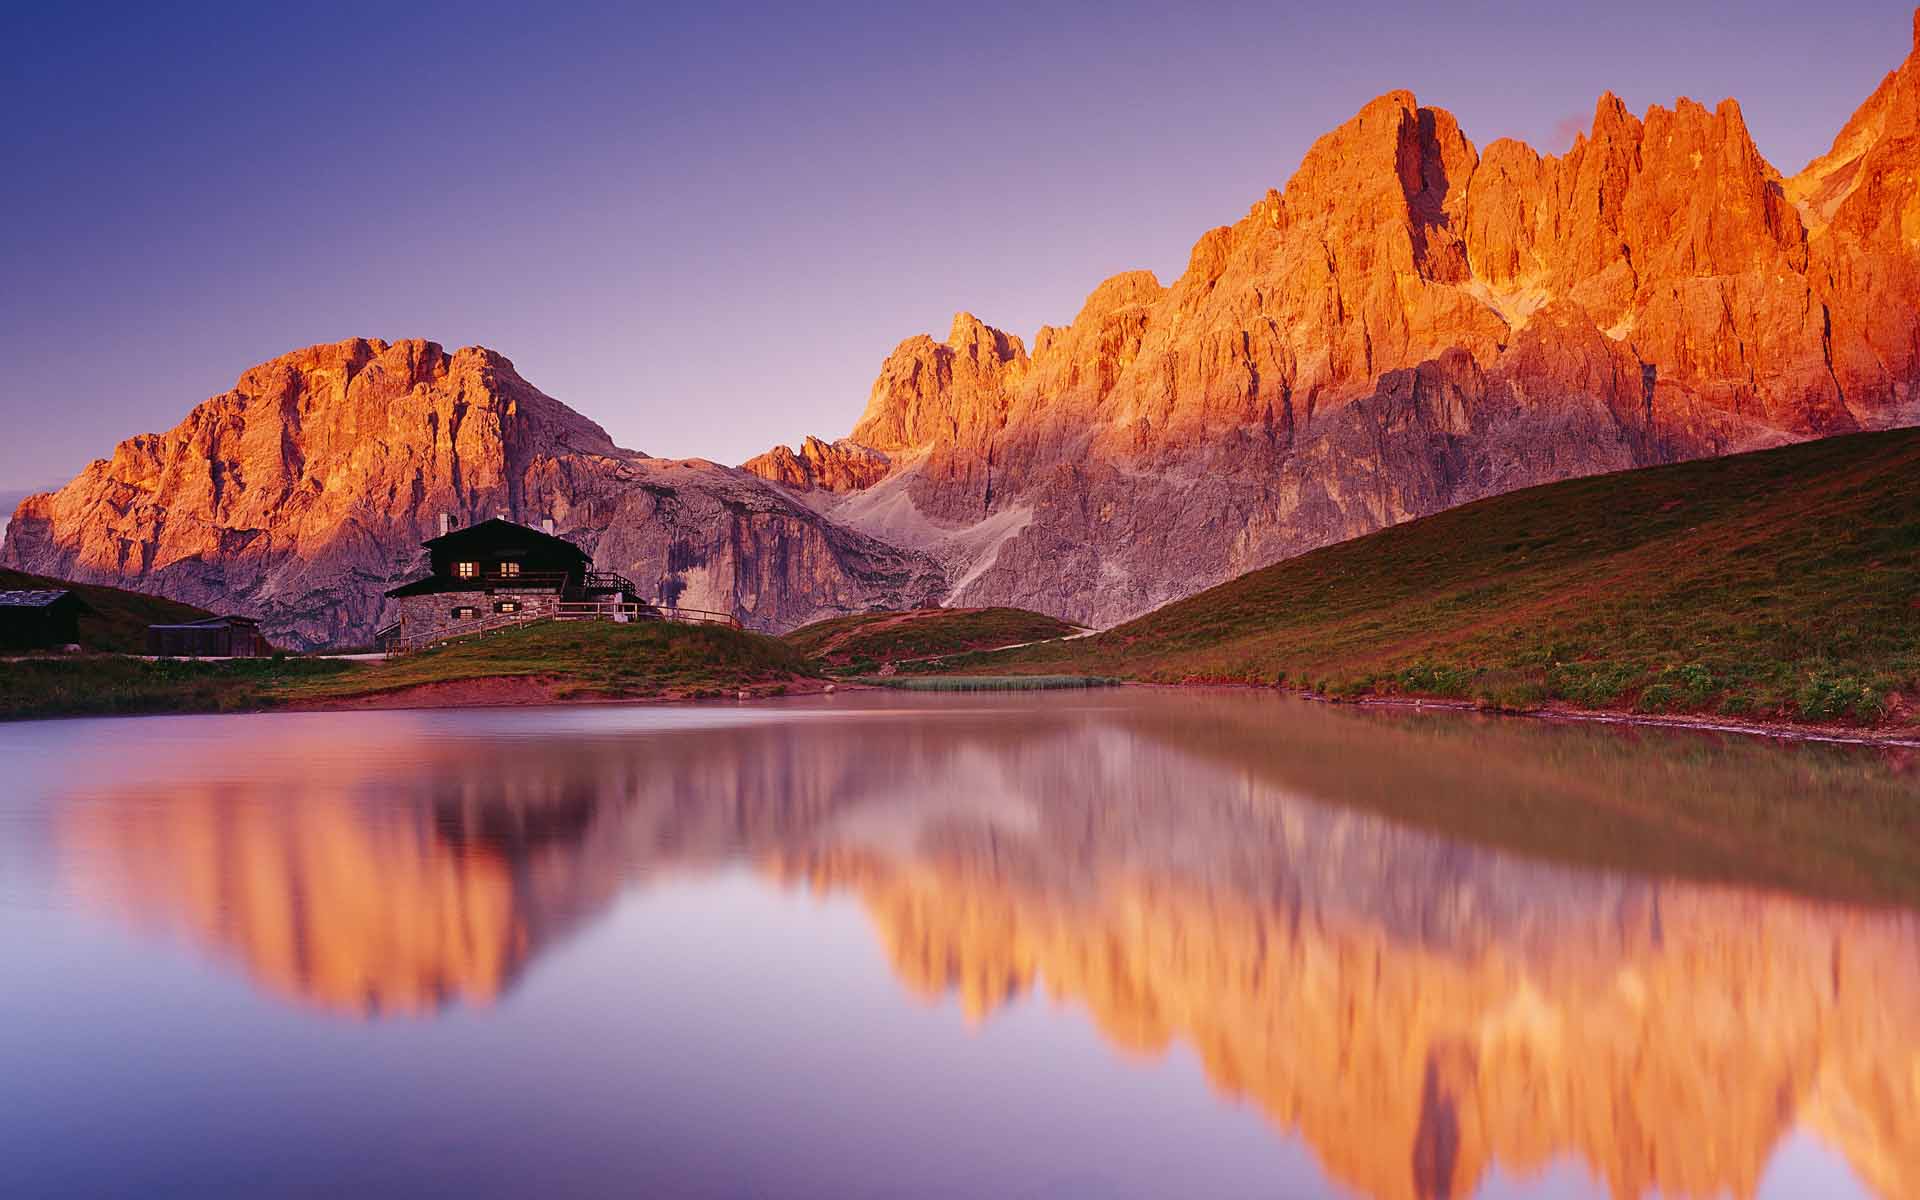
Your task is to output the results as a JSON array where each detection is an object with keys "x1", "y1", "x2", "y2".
[{"x1": 9, "y1": 7, "x2": 1920, "y2": 647}]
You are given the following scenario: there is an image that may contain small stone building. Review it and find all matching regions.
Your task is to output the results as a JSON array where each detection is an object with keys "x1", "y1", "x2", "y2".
[
  {"x1": 380, "y1": 519, "x2": 638, "y2": 648},
  {"x1": 146, "y1": 616, "x2": 270, "y2": 658},
  {"x1": 0, "y1": 589, "x2": 89, "y2": 650}
]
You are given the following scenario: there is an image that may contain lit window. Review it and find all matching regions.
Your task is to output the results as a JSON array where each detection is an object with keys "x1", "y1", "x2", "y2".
[
  {"x1": 498, "y1": 561, "x2": 521, "y2": 577},
  {"x1": 452, "y1": 606, "x2": 478, "y2": 620},
  {"x1": 454, "y1": 561, "x2": 479, "y2": 579},
  {"x1": 494, "y1": 600, "x2": 521, "y2": 614}
]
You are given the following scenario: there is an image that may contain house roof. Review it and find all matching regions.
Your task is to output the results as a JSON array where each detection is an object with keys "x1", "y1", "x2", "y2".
[
  {"x1": 147, "y1": 615, "x2": 261, "y2": 631},
  {"x1": 422, "y1": 517, "x2": 588, "y2": 560},
  {"x1": 0, "y1": 588, "x2": 76, "y2": 609}
]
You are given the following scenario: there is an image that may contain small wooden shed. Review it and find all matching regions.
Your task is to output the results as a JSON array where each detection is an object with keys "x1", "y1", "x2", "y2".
[
  {"x1": 0, "y1": 589, "x2": 89, "y2": 650},
  {"x1": 146, "y1": 615, "x2": 270, "y2": 658}
]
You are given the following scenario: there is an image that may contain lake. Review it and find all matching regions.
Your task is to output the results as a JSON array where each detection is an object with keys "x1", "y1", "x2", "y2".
[{"x1": 2, "y1": 690, "x2": 1916, "y2": 1199}]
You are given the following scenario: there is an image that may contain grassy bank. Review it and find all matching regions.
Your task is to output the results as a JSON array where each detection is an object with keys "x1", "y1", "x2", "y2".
[
  {"x1": 929, "y1": 428, "x2": 1920, "y2": 729},
  {"x1": 1, "y1": 620, "x2": 820, "y2": 721},
  {"x1": 784, "y1": 607, "x2": 1079, "y2": 673},
  {"x1": 0, "y1": 568, "x2": 216, "y2": 653},
  {"x1": 278, "y1": 619, "x2": 817, "y2": 704},
  {"x1": 0, "y1": 656, "x2": 353, "y2": 721}
]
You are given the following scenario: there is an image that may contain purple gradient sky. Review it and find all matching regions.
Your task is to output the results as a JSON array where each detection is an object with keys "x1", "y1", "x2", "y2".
[{"x1": 2, "y1": 0, "x2": 1911, "y2": 492}]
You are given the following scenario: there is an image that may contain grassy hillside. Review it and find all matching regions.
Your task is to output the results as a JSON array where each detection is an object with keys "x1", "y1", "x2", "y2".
[
  {"x1": 1, "y1": 620, "x2": 819, "y2": 721},
  {"x1": 0, "y1": 657, "x2": 350, "y2": 722},
  {"x1": 932, "y1": 428, "x2": 1920, "y2": 728},
  {"x1": 0, "y1": 568, "x2": 216, "y2": 653},
  {"x1": 281, "y1": 619, "x2": 817, "y2": 703},
  {"x1": 784, "y1": 607, "x2": 1079, "y2": 672}
]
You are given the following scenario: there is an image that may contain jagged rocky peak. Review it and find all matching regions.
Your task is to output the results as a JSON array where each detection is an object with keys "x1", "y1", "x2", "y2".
[
  {"x1": 1790, "y1": 7, "x2": 1920, "y2": 230},
  {"x1": 17, "y1": 7, "x2": 1920, "y2": 643},
  {"x1": 750, "y1": 5, "x2": 1920, "y2": 628},
  {"x1": 2, "y1": 339, "x2": 944, "y2": 647},
  {"x1": 846, "y1": 312, "x2": 1028, "y2": 454},
  {"x1": 739, "y1": 436, "x2": 890, "y2": 494}
]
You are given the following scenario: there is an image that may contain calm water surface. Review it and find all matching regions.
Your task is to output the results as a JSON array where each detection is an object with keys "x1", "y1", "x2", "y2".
[{"x1": 2, "y1": 690, "x2": 1917, "y2": 1199}]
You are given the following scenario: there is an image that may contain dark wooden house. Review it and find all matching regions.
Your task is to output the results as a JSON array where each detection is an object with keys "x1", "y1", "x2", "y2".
[
  {"x1": 0, "y1": 589, "x2": 90, "y2": 650},
  {"x1": 146, "y1": 615, "x2": 270, "y2": 658},
  {"x1": 379, "y1": 519, "x2": 639, "y2": 648}
]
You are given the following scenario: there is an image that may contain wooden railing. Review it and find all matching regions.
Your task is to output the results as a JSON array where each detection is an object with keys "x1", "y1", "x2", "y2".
[
  {"x1": 586, "y1": 570, "x2": 638, "y2": 594},
  {"x1": 652, "y1": 605, "x2": 743, "y2": 629},
  {"x1": 555, "y1": 600, "x2": 648, "y2": 621},
  {"x1": 557, "y1": 600, "x2": 741, "y2": 629}
]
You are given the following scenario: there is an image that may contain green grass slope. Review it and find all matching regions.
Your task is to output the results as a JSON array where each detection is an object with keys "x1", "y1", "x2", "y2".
[
  {"x1": 935, "y1": 428, "x2": 1920, "y2": 728},
  {"x1": 0, "y1": 568, "x2": 217, "y2": 653},
  {"x1": 281, "y1": 619, "x2": 817, "y2": 703},
  {"x1": 2, "y1": 620, "x2": 820, "y2": 721},
  {"x1": 0, "y1": 657, "x2": 351, "y2": 722},
  {"x1": 784, "y1": 606, "x2": 1079, "y2": 672}
]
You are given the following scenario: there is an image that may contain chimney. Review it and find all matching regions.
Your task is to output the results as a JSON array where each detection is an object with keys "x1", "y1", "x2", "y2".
[
  {"x1": 438, "y1": 512, "x2": 451, "y2": 537},
  {"x1": 542, "y1": 518, "x2": 555, "y2": 535}
]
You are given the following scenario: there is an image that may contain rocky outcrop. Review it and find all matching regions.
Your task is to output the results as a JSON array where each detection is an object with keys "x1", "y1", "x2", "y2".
[
  {"x1": 747, "y1": 9, "x2": 1920, "y2": 627},
  {"x1": 739, "y1": 436, "x2": 890, "y2": 494},
  {"x1": 1, "y1": 339, "x2": 943, "y2": 647}
]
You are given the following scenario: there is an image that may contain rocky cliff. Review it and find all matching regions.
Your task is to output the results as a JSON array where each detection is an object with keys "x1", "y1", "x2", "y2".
[
  {"x1": 13, "y1": 10, "x2": 1920, "y2": 641},
  {"x1": 0, "y1": 339, "x2": 942, "y2": 647},
  {"x1": 747, "y1": 9, "x2": 1920, "y2": 626}
]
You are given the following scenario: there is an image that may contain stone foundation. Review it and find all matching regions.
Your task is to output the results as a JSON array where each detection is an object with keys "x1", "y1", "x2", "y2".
[{"x1": 388, "y1": 588, "x2": 562, "y2": 645}]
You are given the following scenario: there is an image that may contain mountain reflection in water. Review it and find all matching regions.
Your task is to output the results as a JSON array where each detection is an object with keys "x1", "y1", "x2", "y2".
[{"x1": 39, "y1": 692, "x2": 1920, "y2": 1200}]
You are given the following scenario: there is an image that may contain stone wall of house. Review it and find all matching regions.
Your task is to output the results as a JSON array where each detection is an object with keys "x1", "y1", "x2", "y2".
[{"x1": 391, "y1": 588, "x2": 561, "y2": 646}]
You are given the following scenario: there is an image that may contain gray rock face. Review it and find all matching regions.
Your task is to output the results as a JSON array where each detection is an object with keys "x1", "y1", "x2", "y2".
[{"x1": 0, "y1": 339, "x2": 943, "y2": 648}]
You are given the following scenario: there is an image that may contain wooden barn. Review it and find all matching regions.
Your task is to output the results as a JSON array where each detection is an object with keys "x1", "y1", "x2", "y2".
[
  {"x1": 0, "y1": 589, "x2": 90, "y2": 650},
  {"x1": 146, "y1": 615, "x2": 270, "y2": 658}
]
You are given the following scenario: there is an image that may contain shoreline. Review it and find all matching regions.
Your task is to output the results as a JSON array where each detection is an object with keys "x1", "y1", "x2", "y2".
[
  {"x1": 1269, "y1": 687, "x2": 1920, "y2": 748},
  {"x1": 1099, "y1": 680, "x2": 1920, "y2": 748},
  {"x1": 282, "y1": 672, "x2": 841, "y2": 713},
  {"x1": 8, "y1": 671, "x2": 1918, "y2": 747}
]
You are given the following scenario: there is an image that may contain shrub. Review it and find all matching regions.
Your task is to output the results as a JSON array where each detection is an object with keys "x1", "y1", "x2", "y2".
[
  {"x1": 1479, "y1": 680, "x2": 1549, "y2": 711},
  {"x1": 1549, "y1": 661, "x2": 1640, "y2": 707},
  {"x1": 1794, "y1": 673, "x2": 1889, "y2": 723},
  {"x1": 1391, "y1": 662, "x2": 1475, "y2": 698},
  {"x1": 1635, "y1": 684, "x2": 1678, "y2": 713}
]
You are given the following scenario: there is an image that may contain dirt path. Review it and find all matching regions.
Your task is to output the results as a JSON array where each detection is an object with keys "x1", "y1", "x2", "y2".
[{"x1": 803, "y1": 609, "x2": 970, "y2": 659}]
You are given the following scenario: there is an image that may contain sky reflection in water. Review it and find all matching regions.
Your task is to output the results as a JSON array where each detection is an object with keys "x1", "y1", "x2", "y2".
[{"x1": 1, "y1": 691, "x2": 1915, "y2": 1199}]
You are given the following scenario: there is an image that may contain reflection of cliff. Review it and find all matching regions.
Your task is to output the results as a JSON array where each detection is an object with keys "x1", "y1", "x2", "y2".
[
  {"x1": 54, "y1": 712, "x2": 903, "y2": 1016},
  {"x1": 66, "y1": 787, "x2": 525, "y2": 1016},
  {"x1": 50, "y1": 697, "x2": 1920, "y2": 1199},
  {"x1": 773, "y1": 847, "x2": 1920, "y2": 1200}
]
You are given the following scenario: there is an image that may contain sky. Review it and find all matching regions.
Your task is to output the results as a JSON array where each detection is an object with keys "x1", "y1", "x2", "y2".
[{"x1": 1, "y1": 0, "x2": 1912, "y2": 492}]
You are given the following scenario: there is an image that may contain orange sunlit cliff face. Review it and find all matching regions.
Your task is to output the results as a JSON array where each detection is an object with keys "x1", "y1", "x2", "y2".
[
  {"x1": 12, "y1": 8, "x2": 1920, "y2": 647},
  {"x1": 50, "y1": 697, "x2": 1920, "y2": 1198}
]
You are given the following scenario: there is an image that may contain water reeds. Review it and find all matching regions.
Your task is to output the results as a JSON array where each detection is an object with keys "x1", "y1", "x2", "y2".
[{"x1": 860, "y1": 674, "x2": 1121, "y2": 692}]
